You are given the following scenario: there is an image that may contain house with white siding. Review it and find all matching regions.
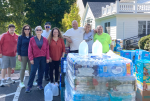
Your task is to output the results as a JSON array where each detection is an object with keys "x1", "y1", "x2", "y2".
[{"x1": 82, "y1": 0, "x2": 150, "y2": 48}]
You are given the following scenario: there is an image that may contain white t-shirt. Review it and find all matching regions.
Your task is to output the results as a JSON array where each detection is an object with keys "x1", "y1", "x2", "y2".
[
  {"x1": 42, "y1": 30, "x2": 51, "y2": 39},
  {"x1": 63, "y1": 27, "x2": 85, "y2": 51}
]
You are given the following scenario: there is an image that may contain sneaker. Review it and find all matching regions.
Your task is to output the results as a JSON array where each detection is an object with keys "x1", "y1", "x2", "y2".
[
  {"x1": 33, "y1": 81, "x2": 37, "y2": 86},
  {"x1": 37, "y1": 85, "x2": 44, "y2": 90},
  {"x1": 19, "y1": 82, "x2": 25, "y2": 88},
  {"x1": 6, "y1": 78, "x2": 15, "y2": 84},
  {"x1": 25, "y1": 87, "x2": 31, "y2": 93},
  {"x1": 0, "y1": 80, "x2": 5, "y2": 87},
  {"x1": 54, "y1": 82, "x2": 59, "y2": 86}
]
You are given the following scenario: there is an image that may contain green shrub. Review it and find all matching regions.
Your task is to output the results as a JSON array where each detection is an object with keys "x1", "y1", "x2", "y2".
[{"x1": 138, "y1": 34, "x2": 150, "y2": 51}]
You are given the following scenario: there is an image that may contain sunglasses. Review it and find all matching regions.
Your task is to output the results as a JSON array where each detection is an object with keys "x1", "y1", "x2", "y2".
[
  {"x1": 36, "y1": 29, "x2": 42, "y2": 31},
  {"x1": 46, "y1": 26, "x2": 50, "y2": 28},
  {"x1": 24, "y1": 29, "x2": 30, "y2": 30}
]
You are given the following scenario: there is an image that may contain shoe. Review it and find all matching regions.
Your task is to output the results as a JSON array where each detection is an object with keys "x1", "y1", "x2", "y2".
[
  {"x1": 45, "y1": 78, "x2": 50, "y2": 81},
  {"x1": 19, "y1": 82, "x2": 25, "y2": 88},
  {"x1": 37, "y1": 85, "x2": 44, "y2": 90},
  {"x1": 0, "y1": 80, "x2": 5, "y2": 87},
  {"x1": 54, "y1": 82, "x2": 59, "y2": 86},
  {"x1": 33, "y1": 81, "x2": 37, "y2": 86},
  {"x1": 25, "y1": 87, "x2": 31, "y2": 93},
  {"x1": 6, "y1": 78, "x2": 15, "y2": 84}
]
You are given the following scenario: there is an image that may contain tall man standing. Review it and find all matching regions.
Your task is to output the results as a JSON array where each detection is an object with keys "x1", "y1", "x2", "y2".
[
  {"x1": 63, "y1": 20, "x2": 85, "y2": 53},
  {"x1": 41, "y1": 22, "x2": 51, "y2": 81},
  {"x1": 0, "y1": 24, "x2": 18, "y2": 87}
]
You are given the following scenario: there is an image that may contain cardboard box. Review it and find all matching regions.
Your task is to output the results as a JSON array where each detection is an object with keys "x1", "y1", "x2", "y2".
[
  {"x1": 135, "y1": 49, "x2": 150, "y2": 61},
  {"x1": 121, "y1": 50, "x2": 136, "y2": 64},
  {"x1": 136, "y1": 88, "x2": 150, "y2": 101},
  {"x1": 136, "y1": 59, "x2": 150, "y2": 91}
]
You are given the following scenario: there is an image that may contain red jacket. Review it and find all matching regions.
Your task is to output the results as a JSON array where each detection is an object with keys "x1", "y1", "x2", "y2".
[
  {"x1": 28, "y1": 37, "x2": 50, "y2": 60},
  {"x1": 0, "y1": 31, "x2": 18, "y2": 57},
  {"x1": 49, "y1": 38, "x2": 65, "y2": 61}
]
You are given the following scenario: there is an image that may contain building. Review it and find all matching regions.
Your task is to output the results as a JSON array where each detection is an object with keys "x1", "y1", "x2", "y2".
[{"x1": 82, "y1": 0, "x2": 150, "y2": 48}]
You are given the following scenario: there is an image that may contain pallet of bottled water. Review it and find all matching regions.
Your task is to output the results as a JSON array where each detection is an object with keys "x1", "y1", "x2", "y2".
[{"x1": 65, "y1": 53, "x2": 136, "y2": 101}]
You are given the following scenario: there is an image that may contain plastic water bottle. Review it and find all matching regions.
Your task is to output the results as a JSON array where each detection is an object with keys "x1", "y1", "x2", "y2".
[
  {"x1": 79, "y1": 40, "x2": 88, "y2": 55},
  {"x1": 45, "y1": 89, "x2": 53, "y2": 101},
  {"x1": 52, "y1": 84, "x2": 59, "y2": 96},
  {"x1": 92, "y1": 40, "x2": 102, "y2": 56},
  {"x1": 44, "y1": 82, "x2": 52, "y2": 94},
  {"x1": 63, "y1": 61, "x2": 67, "y2": 73}
]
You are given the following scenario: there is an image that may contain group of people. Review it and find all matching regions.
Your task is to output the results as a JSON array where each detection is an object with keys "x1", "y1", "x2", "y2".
[
  {"x1": 0, "y1": 20, "x2": 112, "y2": 94},
  {"x1": 0, "y1": 22, "x2": 65, "y2": 93}
]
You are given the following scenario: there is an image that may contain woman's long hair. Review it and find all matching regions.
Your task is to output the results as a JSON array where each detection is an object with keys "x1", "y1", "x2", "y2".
[
  {"x1": 47, "y1": 27, "x2": 63, "y2": 44},
  {"x1": 21, "y1": 24, "x2": 32, "y2": 37}
]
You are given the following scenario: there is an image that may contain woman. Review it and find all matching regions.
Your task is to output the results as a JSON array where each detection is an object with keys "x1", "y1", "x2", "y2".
[
  {"x1": 17, "y1": 25, "x2": 37, "y2": 88},
  {"x1": 25, "y1": 26, "x2": 49, "y2": 93},
  {"x1": 83, "y1": 24, "x2": 94, "y2": 53},
  {"x1": 47, "y1": 27, "x2": 65, "y2": 86}
]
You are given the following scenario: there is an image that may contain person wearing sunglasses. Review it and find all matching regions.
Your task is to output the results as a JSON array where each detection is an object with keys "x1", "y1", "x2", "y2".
[
  {"x1": 17, "y1": 25, "x2": 37, "y2": 88},
  {"x1": 25, "y1": 26, "x2": 49, "y2": 93},
  {"x1": 41, "y1": 22, "x2": 51, "y2": 81}
]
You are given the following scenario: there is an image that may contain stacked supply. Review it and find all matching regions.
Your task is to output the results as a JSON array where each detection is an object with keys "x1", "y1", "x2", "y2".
[
  {"x1": 60, "y1": 57, "x2": 67, "y2": 101},
  {"x1": 135, "y1": 59, "x2": 150, "y2": 101},
  {"x1": 65, "y1": 53, "x2": 136, "y2": 101}
]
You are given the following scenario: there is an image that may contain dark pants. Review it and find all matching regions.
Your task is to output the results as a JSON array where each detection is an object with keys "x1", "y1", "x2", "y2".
[
  {"x1": 45, "y1": 63, "x2": 50, "y2": 79},
  {"x1": 69, "y1": 50, "x2": 78, "y2": 53},
  {"x1": 49, "y1": 60, "x2": 60, "y2": 83},
  {"x1": 28, "y1": 57, "x2": 46, "y2": 88}
]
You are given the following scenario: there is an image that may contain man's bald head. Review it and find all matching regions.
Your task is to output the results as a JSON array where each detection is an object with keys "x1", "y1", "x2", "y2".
[
  {"x1": 97, "y1": 25, "x2": 103, "y2": 35},
  {"x1": 72, "y1": 20, "x2": 78, "y2": 30}
]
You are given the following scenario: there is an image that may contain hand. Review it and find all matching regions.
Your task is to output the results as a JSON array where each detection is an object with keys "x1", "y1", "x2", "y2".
[
  {"x1": 46, "y1": 59, "x2": 49, "y2": 63},
  {"x1": 66, "y1": 37, "x2": 72, "y2": 43},
  {"x1": 18, "y1": 55, "x2": 21, "y2": 61},
  {"x1": 0, "y1": 54, "x2": 2, "y2": 58},
  {"x1": 30, "y1": 60, "x2": 34, "y2": 64},
  {"x1": 49, "y1": 57, "x2": 52, "y2": 62},
  {"x1": 94, "y1": 29, "x2": 97, "y2": 33}
]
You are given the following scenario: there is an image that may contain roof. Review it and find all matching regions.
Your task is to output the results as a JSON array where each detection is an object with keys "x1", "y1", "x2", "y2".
[
  {"x1": 83, "y1": 0, "x2": 117, "y2": 7},
  {"x1": 88, "y1": 2, "x2": 115, "y2": 18}
]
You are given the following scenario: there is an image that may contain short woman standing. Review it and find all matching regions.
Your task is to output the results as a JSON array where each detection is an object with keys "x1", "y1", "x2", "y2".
[
  {"x1": 25, "y1": 26, "x2": 49, "y2": 93},
  {"x1": 47, "y1": 27, "x2": 65, "y2": 86},
  {"x1": 83, "y1": 24, "x2": 94, "y2": 53},
  {"x1": 17, "y1": 25, "x2": 37, "y2": 88}
]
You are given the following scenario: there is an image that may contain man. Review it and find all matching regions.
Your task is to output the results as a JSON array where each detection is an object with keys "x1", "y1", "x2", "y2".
[
  {"x1": 41, "y1": 22, "x2": 51, "y2": 81},
  {"x1": 63, "y1": 20, "x2": 85, "y2": 53},
  {"x1": 94, "y1": 25, "x2": 112, "y2": 53},
  {"x1": 0, "y1": 24, "x2": 18, "y2": 87}
]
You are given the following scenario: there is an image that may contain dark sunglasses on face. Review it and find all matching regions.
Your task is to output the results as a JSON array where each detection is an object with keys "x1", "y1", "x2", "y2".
[
  {"x1": 36, "y1": 29, "x2": 42, "y2": 31},
  {"x1": 24, "y1": 29, "x2": 30, "y2": 30},
  {"x1": 46, "y1": 26, "x2": 50, "y2": 28}
]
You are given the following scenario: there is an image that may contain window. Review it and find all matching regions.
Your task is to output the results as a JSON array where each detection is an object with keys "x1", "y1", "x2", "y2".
[
  {"x1": 148, "y1": 21, "x2": 150, "y2": 35},
  {"x1": 138, "y1": 21, "x2": 150, "y2": 36},
  {"x1": 86, "y1": 19, "x2": 92, "y2": 28},
  {"x1": 104, "y1": 22, "x2": 110, "y2": 34}
]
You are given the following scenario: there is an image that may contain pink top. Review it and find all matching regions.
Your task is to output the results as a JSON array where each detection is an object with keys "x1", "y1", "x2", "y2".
[{"x1": 28, "y1": 37, "x2": 49, "y2": 60}]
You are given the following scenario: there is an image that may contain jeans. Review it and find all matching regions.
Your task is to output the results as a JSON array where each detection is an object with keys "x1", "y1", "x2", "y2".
[
  {"x1": 27, "y1": 57, "x2": 46, "y2": 88},
  {"x1": 20, "y1": 56, "x2": 31, "y2": 82},
  {"x1": 45, "y1": 63, "x2": 50, "y2": 79},
  {"x1": 49, "y1": 60, "x2": 60, "y2": 83}
]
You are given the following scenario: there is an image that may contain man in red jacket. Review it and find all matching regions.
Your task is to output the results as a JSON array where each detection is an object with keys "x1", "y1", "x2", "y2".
[{"x1": 0, "y1": 24, "x2": 18, "y2": 87}]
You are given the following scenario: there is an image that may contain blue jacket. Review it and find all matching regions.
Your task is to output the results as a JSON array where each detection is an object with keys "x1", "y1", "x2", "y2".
[{"x1": 17, "y1": 35, "x2": 33, "y2": 56}]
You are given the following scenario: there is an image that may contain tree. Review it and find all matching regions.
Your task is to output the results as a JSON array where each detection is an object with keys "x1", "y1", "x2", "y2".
[
  {"x1": 24, "y1": 0, "x2": 76, "y2": 29},
  {"x1": 61, "y1": 3, "x2": 81, "y2": 32},
  {"x1": 0, "y1": 0, "x2": 26, "y2": 34}
]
